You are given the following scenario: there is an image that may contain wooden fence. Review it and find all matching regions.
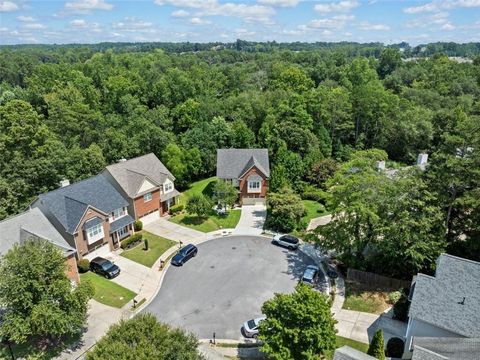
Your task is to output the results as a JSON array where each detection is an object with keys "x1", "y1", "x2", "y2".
[{"x1": 347, "y1": 268, "x2": 411, "y2": 290}]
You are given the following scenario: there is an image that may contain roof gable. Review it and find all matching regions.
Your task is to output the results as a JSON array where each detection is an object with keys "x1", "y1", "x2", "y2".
[
  {"x1": 216, "y1": 149, "x2": 270, "y2": 179},
  {"x1": 104, "y1": 153, "x2": 174, "y2": 198},
  {"x1": 135, "y1": 175, "x2": 159, "y2": 196}
]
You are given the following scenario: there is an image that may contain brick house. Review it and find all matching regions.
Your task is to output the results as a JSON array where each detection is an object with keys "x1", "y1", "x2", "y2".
[
  {"x1": 102, "y1": 153, "x2": 180, "y2": 224},
  {"x1": 31, "y1": 175, "x2": 134, "y2": 260},
  {"x1": 216, "y1": 149, "x2": 270, "y2": 205},
  {"x1": 0, "y1": 208, "x2": 79, "y2": 283}
]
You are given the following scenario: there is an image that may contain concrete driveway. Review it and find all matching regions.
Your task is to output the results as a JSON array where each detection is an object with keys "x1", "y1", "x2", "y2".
[
  {"x1": 144, "y1": 217, "x2": 207, "y2": 243},
  {"x1": 233, "y1": 205, "x2": 266, "y2": 235},
  {"x1": 144, "y1": 235, "x2": 322, "y2": 340}
]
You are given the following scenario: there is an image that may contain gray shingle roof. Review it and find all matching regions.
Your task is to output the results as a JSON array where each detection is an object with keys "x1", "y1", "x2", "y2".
[
  {"x1": 36, "y1": 175, "x2": 129, "y2": 234},
  {"x1": 333, "y1": 346, "x2": 375, "y2": 360},
  {"x1": 109, "y1": 215, "x2": 134, "y2": 234},
  {"x1": 412, "y1": 337, "x2": 480, "y2": 360},
  {"x1": 216, "y1": 149, "x2": 270, "y2": 179},
  {"x1": 82, "y1": 216, "x2": 103, "y2": 230},
  {"x1": 409, "y1": 254, "x2": 480, "y2": 338},
  {"x1": 0, "y1": 208, "x2": 75, "y2": 257},
  {"x1": 104, "y1": 153, "x2": 175, "y2": 198}
]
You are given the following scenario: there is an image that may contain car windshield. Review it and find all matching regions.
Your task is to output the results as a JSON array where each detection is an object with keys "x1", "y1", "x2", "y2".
[
  {"x1": 100, "y1": 261, "x2": 114, "y2": 270},
  {"x1": 247, "y1": 319, "x2": 256, "y2": 329},
  {"x1": 281, "y1": 235, "x2": 298, "y2": 243},
  {"x1": 179, "y1": 246, "x2": 190, "y2": 255}
]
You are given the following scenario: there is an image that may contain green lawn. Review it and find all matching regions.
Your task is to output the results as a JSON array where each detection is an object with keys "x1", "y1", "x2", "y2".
[
  {"x1": 301, "y1": 200, "x2": 327, "y2": 224},
  {"x1": 80, "y1": 272, "x2": 136, "y2": 308},
  {"x1": 335, "y1": 336, "x2": 369, "y2": 352},
  {"x1": 178, "y1": 176, "x2": 217, "y2": 206},
  {"x1": 342, "y1": 280, "x2": 392, "y2": 314},
  {"x1": 170, "y1": 209, "x2": 241, "y2": 233},
  {"x1": 120, "y1": 231, "x2": 175, "y2": 267}
]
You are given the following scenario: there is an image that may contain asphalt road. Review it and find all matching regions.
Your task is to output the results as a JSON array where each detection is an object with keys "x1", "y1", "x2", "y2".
[{"x1": 144, "y1": 235, "x2": 318, "y2": 340}]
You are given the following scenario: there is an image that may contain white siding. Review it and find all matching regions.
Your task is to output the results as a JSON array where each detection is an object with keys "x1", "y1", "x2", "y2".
[{"x1": 405, "y1": 318, "x2": 461, "y2": 352}]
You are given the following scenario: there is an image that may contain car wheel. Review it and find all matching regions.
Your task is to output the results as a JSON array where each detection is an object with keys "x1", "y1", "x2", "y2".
[
  {"x1": 193, "y1": 251, "x2": 197, "y2": 257},
  {"x1": 272, "y1": 240, "x2": 278, "y2": 245},
  {"x1": 253, "y1": 334, "x2": 258, "y2": 339},
  {"x1": 289, "y1": 245, "x2": 294, "y2": 250}
]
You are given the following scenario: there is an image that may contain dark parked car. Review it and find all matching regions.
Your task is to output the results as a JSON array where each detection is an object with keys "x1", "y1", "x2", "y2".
[
  {"x1": 301, "y1": 265, "x2": 320, "y2": 286},
  {"x1": 171, "y1": 244, "x2": 198, "y2": 266},
  {"x1": 272, "y1": 234, "x2": 299, "y2": 250},
  {"x1": 90, "y1": 257, "x2": 120, "y2": 279},
  {"x1": 327, "y1": 265, "x2": 338, "y2": 279}
]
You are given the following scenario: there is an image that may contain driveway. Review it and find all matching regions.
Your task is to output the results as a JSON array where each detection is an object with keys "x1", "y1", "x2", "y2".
[
  {"x1": 144, "y1": 217, "x2": 207, "y2": 244},
  {"x1": 144, "y1": 235, "x2": 322, "y2": 340},
  {"x1": 233, "y1": 204, "x2": 266, "y2": 235}
]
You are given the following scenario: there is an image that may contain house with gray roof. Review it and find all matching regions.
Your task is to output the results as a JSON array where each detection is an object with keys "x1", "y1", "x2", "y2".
[
  {"x1": 102, "y1": 153, "x2": 180, "y2": 224},
  {"x1": 216, "y1": 149, "x2": 270, "y2": 205},
  {"x1": 404, "y1": 254, "x2": 480, "y2": 358},
  {"x1": 0, "y1": 208, "x2": 79, "y2": 282},
  {"x1": 31, "y1": 175, "x2": 134, "y2": 259}
]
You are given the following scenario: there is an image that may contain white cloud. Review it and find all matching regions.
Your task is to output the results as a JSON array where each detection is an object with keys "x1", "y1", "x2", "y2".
[
  {"x1": 442, "y1": 22, "x2": 456, "y2": 29},
  {"x1": 406, "y1": 11, "x2": 450, "y2": 28},
  {"x1": 308, "y1": 14, "x2": 354, "y2": 30},
  {"x1": 358, "y1": 21, "x2": 390, "y2": 30},
  {"x1": 70, "y1": 19, "x2": 87, "y2": 28},
  {"x1": 171, "y1": 9, "x2": 190, "y2": 17},
  {"x1": 189, "y1": 17, "x2": 212, "y2": 25},
  {"x1": 0, "y1": 1, "x2": 18, "y2": 12},
  {"x1": 23, "y1": 23, "x2": 46, "y2": 29},
  {"x1": 65, "y1": 0, "x2": 113, "y2": 11},
  {"x1": 112, "y1": 17, "x2": 154, "y2": 32},
  {"x1": 404, "y1": 0, "x2": 480, "y2": 14},
  {"x1": 154, "y1": 0, "x2": 217, "y2": 8},
  {"x1": 17, "y1": 15, "x2": 34, "y2": 22},
  {"x1": 314, "y1": 0, "x2": 359, "y2": 13},
  {"x1": 257, "y1": 0, "x2": 299, "y2": 7},
  {"x1": 235, "y1": 28, "x2": 256, "y2": 36},
  {"x1": 0, "y1": 26, "x2": 8, "y2": 32}
]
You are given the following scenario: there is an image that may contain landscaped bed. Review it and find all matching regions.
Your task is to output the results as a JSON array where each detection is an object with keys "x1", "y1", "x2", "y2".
[
  {"x1": 120, "y1": 231, "x2": 175, "y2": 267},
  {"x1": 80, "y1": 272, "x2": 136, "y2": 308},
  {"x1": 342, "y1": 280, "x2": 393, "y2": 314},
  {"x1": 170, "y1": 209, "x2": 241, "y2": 233}
]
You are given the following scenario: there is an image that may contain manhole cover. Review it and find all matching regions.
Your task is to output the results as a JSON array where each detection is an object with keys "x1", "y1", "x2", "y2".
[
  {"x1": 232, "y1": 246, "x2": 236, "y2": 250},
  {"x1": 210, "y1": 265, "x2": 215, "y2": 269}
]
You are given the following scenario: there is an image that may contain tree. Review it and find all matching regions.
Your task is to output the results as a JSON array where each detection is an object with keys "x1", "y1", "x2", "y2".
[
  {"x1": 259, "y1": 283, "x2": 336, "y2": 360},
  {"x1": 0, "y1": 239, "x2": 94, "y2": 344},
  {"x1": 378, "y1": 48, "x2": 402, "y2": 78},
  {"x1": 212, "y1": 180, "x2": 238, "y2": 210},
  {"x1": 367, "y1": 329, "x2": 385, "y2": 359},
  {"x1": 86, "y1": 313, "x2": 204, "y2": 360},
  {"x1": 307, "y1": 159, "x2": 338, "y2": 189},
  {"x1": 266, "y1": 189, "x2": 306, "y2": 232},
  {"x1": 186, "y1": 194, "x2": 212, "y2": 219},
  {"x1": 386, "y1": 337, "x2": 405, "y2": 358}
]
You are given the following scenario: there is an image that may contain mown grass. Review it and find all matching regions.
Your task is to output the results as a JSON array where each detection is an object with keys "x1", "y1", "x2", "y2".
[
  {"x1": 170, "y1": 209, "x2": 241, "y2": 233},
  {"x1": 120, "y1": 231, "x2": 175, "y2": 267},
  {"x1": 80, "y1": 272, "x2": 136, "y2": 308}
]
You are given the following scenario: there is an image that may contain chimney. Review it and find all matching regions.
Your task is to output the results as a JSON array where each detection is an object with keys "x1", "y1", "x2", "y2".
[
  {"x1": 417, "y1": 153, "x2": 428, "y2": 166},
  {"x1": 376, "y1": 160, "x2": 386, "y2": 171},
  {"x1": 118, "y1": 158, "x2": 127, "y2": 163},
  {"x1": 59, "y1": 179, "x2": 70, "y2": 188}
]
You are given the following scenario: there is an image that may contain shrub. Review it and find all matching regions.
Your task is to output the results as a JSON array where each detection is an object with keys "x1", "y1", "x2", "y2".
[
  {"x1": 393, "y1": 297, "x2": 409, "y2": 322},
  {"x1": 134, "y1": 220, "x2": 143, "y2": 231},
  {"x1": 77, "y1": 259, "x2": 90, "y2": 273},
  {"x1": 388, "y1": 290, "x2": 402, "y2": 304},
  {"x1": 144, "y1": 238, "x2": 149, "y2": 251},
  {"x1": 170, "y1": 204, "x2": 184, "y2": 215},
  {"x1": 121, "y1": 234, "x2": 143, "y2": 250},
  {"x1": 386, "y1": 337, "x2": 405, "y2": 358},
  {"x1": 367, "y1": 329, "x2": 385, "y2": 360}
]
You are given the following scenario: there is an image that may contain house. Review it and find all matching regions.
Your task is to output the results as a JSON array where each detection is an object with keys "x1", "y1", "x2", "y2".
[
  {"x1": 102, "y1": 153, "x2": 179, "y2": 224},
  {"x1": 411, "y1": 337, "x2": 480, "y2": 359},
  {"x1": 404, "y1": 254, "x2": 480, "y2": 358},
  {"x1": 31, "y1": 175, "x2": 134, "y2": 259},
  {"x1": 333, "y1": 346, "x2": 375, "y2": 360},
  {"x1": 0, "y1": 208, "x2": 79, "y2": 283},
  {"x1": 216, "y1": 149, "x2": 270, "y2": 205}
]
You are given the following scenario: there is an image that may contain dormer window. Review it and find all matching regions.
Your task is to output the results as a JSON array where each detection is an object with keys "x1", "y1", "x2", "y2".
[{"x1": 164, "y1": 182, "x2": 173, "y2": 193}]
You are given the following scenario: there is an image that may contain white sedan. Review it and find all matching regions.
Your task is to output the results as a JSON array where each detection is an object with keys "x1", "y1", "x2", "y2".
[{"x1": 242, "y1": 316, "x2": 266, "y2": 338}]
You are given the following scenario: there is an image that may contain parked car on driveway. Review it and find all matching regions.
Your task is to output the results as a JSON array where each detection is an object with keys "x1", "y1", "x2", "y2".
[
  {"x1": 301, "y1": 265, "x2": 320, "y2": 286},
  {"x1": 90, "y1": 257, "x2": 121, "y2": 279},
  {"x1": 326, "y1": 265, "x2": 338, "y2": 279},
  {"x1": 272, "y1": 234, "x2": 299, "y2": 250},
  {"x1": 242, "y1": 316, "x2": 266, "y2": 338},
  {"x1": 171, "y1": 244, "x2": 198, "y2": 266}
]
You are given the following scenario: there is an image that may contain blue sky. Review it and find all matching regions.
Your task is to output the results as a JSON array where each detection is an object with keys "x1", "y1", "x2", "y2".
[{"x1": 0, "y1": 0, "x2": 479, "y2": 45}]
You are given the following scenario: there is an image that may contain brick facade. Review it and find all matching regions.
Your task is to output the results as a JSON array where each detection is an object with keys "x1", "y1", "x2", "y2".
[
  {"x1": 134, "y1": 189, "x2": 161, "y2": 219},
  {"x1": 64, "y1": 254, "x2": 80, "y2": 283},
  {"x1": 74, "y1": 208, "x2": 113, "y2": 259},
  {"x1": 238, "y1": 166, "x2": 268, "y2": 203}
]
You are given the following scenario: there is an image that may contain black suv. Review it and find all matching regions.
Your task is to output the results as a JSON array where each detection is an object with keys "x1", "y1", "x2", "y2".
[
  {"x1": 90, "y1": 257, "x2": 121, "y2": 279},
  {"x1": 171, "y1": 244, "x2": 198, "y2": 266}
]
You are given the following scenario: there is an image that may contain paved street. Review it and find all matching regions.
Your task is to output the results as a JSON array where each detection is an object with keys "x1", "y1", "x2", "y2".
[{"x1": 144, "y1": 235, "x2": 319, "y2": 340}]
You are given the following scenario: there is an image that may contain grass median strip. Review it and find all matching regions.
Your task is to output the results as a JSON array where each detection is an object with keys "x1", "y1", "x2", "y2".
[
  {"x1": 80, "y1": 272, "x2": 136, "y2": 308},
  {"x1": 120, "y1": 231, "x2": 176, "y2": 267}
]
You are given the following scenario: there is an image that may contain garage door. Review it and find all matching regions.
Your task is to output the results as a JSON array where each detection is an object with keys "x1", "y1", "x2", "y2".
[
  {"x1": 242, "y1": 197, "x2": 266, "y2": 205},
  {"x1": 140, "y1": 210, "x2": 160, "y2": 225}
]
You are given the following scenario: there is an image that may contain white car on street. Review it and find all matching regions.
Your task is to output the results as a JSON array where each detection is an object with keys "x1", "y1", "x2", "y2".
[{"x1": 242, "y1": 316, "x2": 266, "y2": 338}]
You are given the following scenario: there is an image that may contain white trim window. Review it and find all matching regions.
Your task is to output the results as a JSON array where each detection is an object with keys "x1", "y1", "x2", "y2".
[
  {"x1": 144, "y1": 192, "x2": 153, "y2": 202},
  {"x1": 110, "y1": 207, "x2": 126, "y2": 222},
  {"x1": 164, "y1": 180, "x2": 173, "y2": 193},
  {"x1": 248, "y1": 180, "x2": 261, "y2": 193},
  {"x1": 117, "y1": 226, "x2": 129, "y2": 240},
  {"x1": 86, "y1": 223, "x2": 104, "y2": 245}
]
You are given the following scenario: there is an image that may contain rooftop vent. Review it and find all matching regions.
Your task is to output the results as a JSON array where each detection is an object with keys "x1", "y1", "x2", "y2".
[{"x1": 59, "y1": 179, "x2": 70, "y2": 188}]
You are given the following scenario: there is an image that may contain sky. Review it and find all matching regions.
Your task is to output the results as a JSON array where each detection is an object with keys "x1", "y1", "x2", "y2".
[{"x1": 0, "y1": 0, "x2": 479, "y2": 45}]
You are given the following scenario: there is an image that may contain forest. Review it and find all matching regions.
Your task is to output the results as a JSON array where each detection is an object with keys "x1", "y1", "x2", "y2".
[{"x1": 0, "y1": 42, "x2": 479, "y2": 278}]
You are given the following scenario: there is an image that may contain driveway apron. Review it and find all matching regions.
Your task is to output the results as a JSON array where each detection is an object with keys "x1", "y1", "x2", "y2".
[{"x1": 233, "y1": 205, "x2": 266, "y2": 235}]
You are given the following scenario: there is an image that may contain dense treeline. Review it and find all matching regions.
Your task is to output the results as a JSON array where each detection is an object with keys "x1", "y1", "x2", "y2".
[{"x1": 0, "y1": 44, "x2": 479, "y2": 276}]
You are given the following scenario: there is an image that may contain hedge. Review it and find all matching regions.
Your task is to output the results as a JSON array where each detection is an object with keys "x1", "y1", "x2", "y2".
[
  {"x1": 77, "y1": 259, "x2": 90, "y2": 273},
  {"x1": 134, "y1": 220, "x2": 143, "y2": 231},
  {"x1": 170, "y1": 204, "x2": 184, "y2": 215},
  {"x1": 121, "y1": 234, "x2": 143, "y2": 250}
]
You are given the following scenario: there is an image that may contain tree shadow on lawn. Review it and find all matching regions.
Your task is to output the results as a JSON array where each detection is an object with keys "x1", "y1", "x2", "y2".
[
  {"x1": 179, "y1": 214, "x2": 210, "y2": 226},
  {"x1": 202, "y1": 179, "x2": 216, "y2": 198}
]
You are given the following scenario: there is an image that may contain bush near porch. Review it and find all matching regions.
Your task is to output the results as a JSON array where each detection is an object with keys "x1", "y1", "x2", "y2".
[
  {"x1": 80, "y1": 272, "x2": 136, "y2": 308},
  {"x1": 120, "y1": 231, "x2": 175, "y2": 267}
]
